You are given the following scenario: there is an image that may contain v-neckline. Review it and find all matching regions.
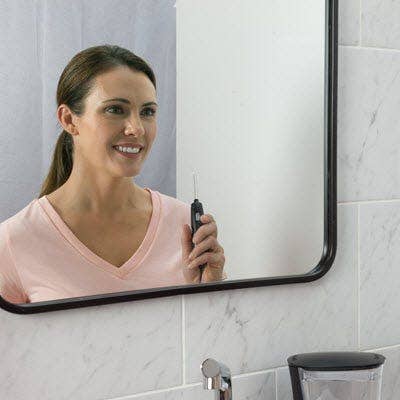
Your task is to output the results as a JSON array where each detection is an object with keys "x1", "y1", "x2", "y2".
[{"x1": 37, "y1": 187, "x2": 161, "y2": 279}]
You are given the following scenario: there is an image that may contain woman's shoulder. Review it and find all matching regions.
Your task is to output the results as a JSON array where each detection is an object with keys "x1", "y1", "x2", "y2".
[
  {"x1": 0, "y1": 204, "x2": 33, "y2": 304},
  {"x1": 153, "y1": 189, "x2": 190, "y2": 209},
  {"x1": 149, "y1": 189, "x2": 191, "y2": 221}
]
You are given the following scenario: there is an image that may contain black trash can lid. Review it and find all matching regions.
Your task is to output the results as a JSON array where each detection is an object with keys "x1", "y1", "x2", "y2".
[{"x1": 287, "y1": 352, "x2": 385, "y2": 371}]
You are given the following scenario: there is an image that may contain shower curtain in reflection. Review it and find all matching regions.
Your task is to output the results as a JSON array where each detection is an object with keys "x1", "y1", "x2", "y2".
[{"x1": 0, "y1": 0, "x2": 176, "y2": 220}]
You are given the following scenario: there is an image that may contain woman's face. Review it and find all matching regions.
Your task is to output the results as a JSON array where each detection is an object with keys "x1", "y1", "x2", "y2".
[{"x1": 69, "y1": 66, "x2": 158, "y2": 178}]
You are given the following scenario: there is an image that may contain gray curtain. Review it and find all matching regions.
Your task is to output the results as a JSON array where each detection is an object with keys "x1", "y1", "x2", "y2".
[{"x1": 0, "y1": 0, "x2": 176, "y2": 220}]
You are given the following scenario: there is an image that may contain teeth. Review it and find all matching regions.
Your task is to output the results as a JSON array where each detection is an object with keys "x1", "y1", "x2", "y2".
[{"x1": 114, "y1": 146, "x2": 141, "y2": 153}]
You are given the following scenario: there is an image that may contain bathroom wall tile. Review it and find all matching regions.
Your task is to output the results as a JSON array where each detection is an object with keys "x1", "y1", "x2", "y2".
[
  {"x1": 360, "y1": 201, "x2": 400, "y2": 349},
  {"x1": 122, "y1": 371, "x2": 275, "y2": 400},
  {"x1": 119, "y1": 385, "x2": 214, "y2": 400},
  {"x1": 339, "y1": 0, "x2": 360, "y2": 46},
  {"x1": 184, "y1": 205, "x2": 357, "y2": 383},
  {"x1": 338, "y1": 46, "x2": 400, "y2": 202},
  {"x1": 362, "y1": 0, "x2": 400, "y2": 49},
  {"x1": 370, "y1": 346, "x2": 400, "y2": 400},
  {"x1": 0, "y1": 297, "x2": 181, "y2": 400},
  {"x1": 232, "y1": 372, "x2": 275, "y2": 400}
]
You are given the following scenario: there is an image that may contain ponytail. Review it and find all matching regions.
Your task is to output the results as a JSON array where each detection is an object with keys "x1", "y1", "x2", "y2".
[{"x1": 38, "y1": 130, "x2": 73, "y2": 198}]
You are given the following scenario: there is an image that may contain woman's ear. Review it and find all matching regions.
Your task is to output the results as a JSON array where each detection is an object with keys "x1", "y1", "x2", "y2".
[{"x1": 57, "y1": 104, "x2": 79, "y2": 135}]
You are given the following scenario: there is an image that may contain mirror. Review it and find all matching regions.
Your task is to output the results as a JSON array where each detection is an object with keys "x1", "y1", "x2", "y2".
[{"x1": 0, "y1": 0, "x2": 337, "y2": 313}]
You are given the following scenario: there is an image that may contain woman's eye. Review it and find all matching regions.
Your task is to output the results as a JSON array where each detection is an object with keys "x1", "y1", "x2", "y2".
[
  {"x1": 142, "y1": 107, "x2": 156, "y2": 117},
  {"x1": 105, "y1": 105, "x2": 156, "y2": 117},
  {"x1": 106, "y1": 105, "x2": 124, "y2": 114}
]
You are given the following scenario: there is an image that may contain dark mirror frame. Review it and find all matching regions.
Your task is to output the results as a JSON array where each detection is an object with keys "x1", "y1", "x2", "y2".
[{"x1": 0, "y1": 0, "x2": 337, "y2": 315}]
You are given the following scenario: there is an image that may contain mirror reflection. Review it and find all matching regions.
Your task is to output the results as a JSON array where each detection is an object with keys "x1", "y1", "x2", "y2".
[{"x1": 0, "y1": 0, "x2": 325, "y2": 304}]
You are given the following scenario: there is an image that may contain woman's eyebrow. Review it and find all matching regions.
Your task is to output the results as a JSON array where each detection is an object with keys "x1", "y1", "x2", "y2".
[{"x1": 102, "y1": 98, "x2": 158, "y2": 107}]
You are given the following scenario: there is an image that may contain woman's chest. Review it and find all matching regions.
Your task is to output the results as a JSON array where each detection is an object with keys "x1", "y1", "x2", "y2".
[{"x1": 64, "y1": 213, "x2": 152, "y2": 268}]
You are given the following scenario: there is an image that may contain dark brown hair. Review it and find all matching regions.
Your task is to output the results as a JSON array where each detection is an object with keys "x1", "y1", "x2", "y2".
[{"x1": 38, "y1": 44, "x2": 156, "y2": 198}]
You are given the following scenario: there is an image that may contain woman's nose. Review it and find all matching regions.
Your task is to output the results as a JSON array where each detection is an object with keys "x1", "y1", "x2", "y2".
[{"x1": 124, "y1": 117, "x2": 144, "y2": 136}]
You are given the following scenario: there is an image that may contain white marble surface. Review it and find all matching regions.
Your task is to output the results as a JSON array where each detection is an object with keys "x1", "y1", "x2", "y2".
[
  {"x1": 339, "y1": 0, "x2": 360, "y2": 45},
  {"x1": 185, "y1": 205, "x2": 357, "y2": 382},
  {"x1": 360, "y1": 202, "x2": 400, "y2": 349},
  {"x1": 0, "y1": 297, "x2": 182, "y2": 400},
  {"x1": 122, "y1": 371, "x2": 275, "y2": 400},
  {"x1": 0, "y1": 205, "x2": 360, "y2": 400},
  {"x1": 362, "y1": 0, "x2": 400, "y2": 49},
  {"x1": 338, "y1": 46, "x2": 400, "y2": 202}
]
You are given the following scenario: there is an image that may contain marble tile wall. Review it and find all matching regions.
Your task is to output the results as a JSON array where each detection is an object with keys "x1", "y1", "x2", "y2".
[{"x1": 2, "y1": 1, "x2": 400, "y2": 399}]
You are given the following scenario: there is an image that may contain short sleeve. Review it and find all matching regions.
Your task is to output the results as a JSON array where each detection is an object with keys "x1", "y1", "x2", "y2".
[{"x1": 0, "y1": 222, "x2": 29, "y2": 304}]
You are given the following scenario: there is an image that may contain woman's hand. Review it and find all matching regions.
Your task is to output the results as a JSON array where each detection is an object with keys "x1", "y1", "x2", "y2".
[{"x1": 181, "y1": 213, "x2": 226, "y2": 283}]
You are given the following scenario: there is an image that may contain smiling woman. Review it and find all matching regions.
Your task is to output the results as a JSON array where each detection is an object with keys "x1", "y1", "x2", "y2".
[{"x1": 0, "y1": 44, "x2": 226, "y2": 305}]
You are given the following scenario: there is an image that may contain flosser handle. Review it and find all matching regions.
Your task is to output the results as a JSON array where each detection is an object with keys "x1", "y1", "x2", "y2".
[
  {"x1": 191, "y1": 199, "x2": 204, "y2": 235},
  {"x1": 191, "y1": 173, "x2": 207, "y2": 282}
]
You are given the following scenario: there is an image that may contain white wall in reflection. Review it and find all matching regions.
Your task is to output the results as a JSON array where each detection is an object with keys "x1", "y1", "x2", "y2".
[{"x1": 177, "y1": 0, "x2": 325, "y2": 279}]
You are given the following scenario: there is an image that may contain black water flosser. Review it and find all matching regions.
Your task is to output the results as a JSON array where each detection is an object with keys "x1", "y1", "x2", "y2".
[{"x1": 191, "y1": 172, "x2": 207, "y2": 282}]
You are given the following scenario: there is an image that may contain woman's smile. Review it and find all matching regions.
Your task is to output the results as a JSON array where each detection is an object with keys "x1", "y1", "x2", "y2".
[{"x1": 113, "y1": 145, "x2": 144, "y2": 159}]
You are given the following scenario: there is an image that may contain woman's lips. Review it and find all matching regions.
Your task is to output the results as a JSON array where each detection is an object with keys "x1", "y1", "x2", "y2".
[{"x1": 113, "y1": 146, "x2": 143, "y2": 159}]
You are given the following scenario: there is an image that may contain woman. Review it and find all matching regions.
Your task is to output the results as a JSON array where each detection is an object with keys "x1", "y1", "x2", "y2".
[{"x1": 0, "y1": 44, "x2": 226, "y2": 304}]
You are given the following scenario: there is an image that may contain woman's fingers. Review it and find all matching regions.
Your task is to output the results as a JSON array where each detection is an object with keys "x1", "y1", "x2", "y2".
[
  {"x1": 189, "y1": 235, "x2": 218, "y2": 262},
  {"x1": 182, "y1": 214, "x2": 225, "y2": 284},
  {"x1": 192, "y1": 214, "x2": 218, "y2": 244},
  {"x1": 181, "y1": 224, "x2": 202, "y2": 283},
  {"x1": 188, "y1": 249, "x2": 223, "y2": 269},
  {"x1": 181, "y1": 224, "x2": 193, "y2": 258}
]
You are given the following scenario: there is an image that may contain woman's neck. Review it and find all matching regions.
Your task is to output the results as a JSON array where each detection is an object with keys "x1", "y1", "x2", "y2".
[{"x1": 47, "y1": 178, "x2": 148, "y2": 219}]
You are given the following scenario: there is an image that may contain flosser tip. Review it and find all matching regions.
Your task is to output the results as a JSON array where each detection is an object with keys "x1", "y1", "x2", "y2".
[{"x1": 193, "y1": 172, "x2": 198, "y2": 199}]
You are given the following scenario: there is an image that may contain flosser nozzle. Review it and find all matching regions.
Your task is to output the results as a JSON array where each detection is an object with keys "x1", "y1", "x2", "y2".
[{"x1": 193, "y1": 172, "x2": 198, "y2": 199}]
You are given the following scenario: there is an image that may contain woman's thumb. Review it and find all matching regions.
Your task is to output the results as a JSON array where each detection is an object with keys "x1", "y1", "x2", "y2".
[{"x1": 181, "y1": 224, "x2": 193, "y2": 253}]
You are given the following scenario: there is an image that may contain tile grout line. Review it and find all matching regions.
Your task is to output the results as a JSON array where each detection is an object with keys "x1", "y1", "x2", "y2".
[
  {"x1": 338, "y1": 198, "x2": 400, "y2": 205},
  {"x1": 238, "y1": 367, "x2": 285, "y2": 378},
  {"x1": 340, "y1": 44, "x2": 400, "y2": 53},
  {"x1": 359, "y1": 0, "x2": 362, "y2": 46},
  {"x1": 182, "y1": 295, "x2": 186, "y2": 385},
  {"x1": 109, "y1": 383, "x2": 202, "y2": 400},
  {"x1": 364, "y1": 343, "x2": 400, "y2": 352},
  {"x1": 357, "y1": 204, "x2": 361, "y2": 350}
]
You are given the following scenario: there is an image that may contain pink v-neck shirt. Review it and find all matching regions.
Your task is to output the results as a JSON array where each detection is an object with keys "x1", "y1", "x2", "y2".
[{"x1": 0, "y1": 188, "x2": 191, "y2": 304}]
